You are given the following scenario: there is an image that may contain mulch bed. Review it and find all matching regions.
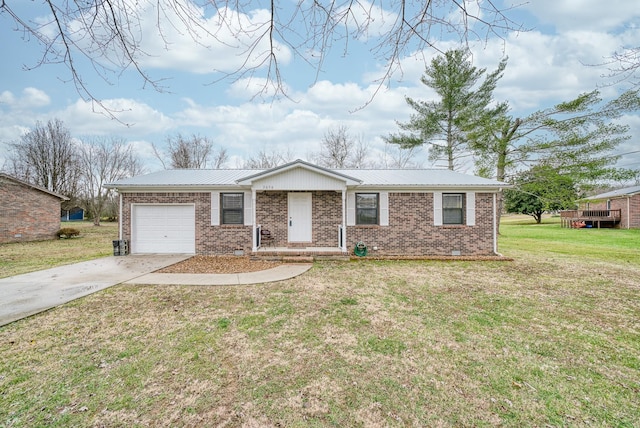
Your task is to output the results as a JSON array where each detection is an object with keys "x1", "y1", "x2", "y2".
[{"x1": 158, "y1": 256, "x2": 282, "y2": 274}]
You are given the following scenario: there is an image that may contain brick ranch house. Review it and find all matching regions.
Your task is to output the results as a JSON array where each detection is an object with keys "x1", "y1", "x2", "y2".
[
  {"x1": 0, "y1": 173, "x2": 69, "y2": 244},
  {"x1": 576, "y1": 185, "x2": 640, "y2": 229},
  {"x1": 105, "y1": 160, "x2": 509, "y2": 257}
]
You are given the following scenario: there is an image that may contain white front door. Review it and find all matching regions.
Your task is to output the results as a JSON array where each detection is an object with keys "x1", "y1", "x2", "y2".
[{"x1": 288, "y1": 193, "x2": 312, "y2": 242}]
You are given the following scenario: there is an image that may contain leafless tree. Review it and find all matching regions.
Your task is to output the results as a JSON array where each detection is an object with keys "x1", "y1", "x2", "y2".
[
  {"x1": 242, "y1": 147, "x2": 293, "y2": 168},
  {"x1": 381, "y1": 142, "x2": 421, "y2": 168},
  {"x1": 5, "y1": 119, "x2": 81, "y2": 199},
  {"x1": 314, "y1": 125, "x2": 370, "y2": 168},
  {"x1": 599, "y1": 46, "x2": 640, "y2": 87},
  {"x1": 78, "y1": 137, "x2": 145, "y2": 225},
  {"x1": 153, "y1": 134, "x2": 228, "y2": 169},
  {"x1": 0, "y1": 1, "x2": 523, "y2": 107}
]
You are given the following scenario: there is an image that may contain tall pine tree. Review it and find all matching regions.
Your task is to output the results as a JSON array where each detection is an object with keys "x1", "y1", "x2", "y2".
[{"x1": 386, "y1": 49, "x2": 506, "y2": 170}]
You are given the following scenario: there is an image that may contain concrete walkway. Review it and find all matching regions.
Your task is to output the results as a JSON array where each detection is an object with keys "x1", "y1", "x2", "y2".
[
  {"x1": 0, "y1": 256, "x2": 312, "y2": 327},
  {"x1": 125, "y1": 264, "x2": 313, "y2": 286}
]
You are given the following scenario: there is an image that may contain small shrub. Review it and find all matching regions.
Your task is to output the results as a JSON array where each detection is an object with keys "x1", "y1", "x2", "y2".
[{"x1": 56, "y1": 228, "x2": 80, "y2": 239}]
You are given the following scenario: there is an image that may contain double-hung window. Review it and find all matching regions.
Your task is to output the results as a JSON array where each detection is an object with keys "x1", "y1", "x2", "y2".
[
  {"x1": 442, "y1": 193, "x2": 464, "y2": 225},
  {"x1": 221, "y1": 193, "x2": 244, "y2": 225},
  {"x1": 356, "y1": 193, "x2": 379, "y2": 225}
]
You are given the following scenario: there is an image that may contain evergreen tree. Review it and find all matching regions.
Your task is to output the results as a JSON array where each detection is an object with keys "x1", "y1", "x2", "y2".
[
  {"x1": 469, "y1": 89, "x2": 640, "y2": 187},
  {"x1": 387, "y1": 49, "x2": 506, "y2": 170}
]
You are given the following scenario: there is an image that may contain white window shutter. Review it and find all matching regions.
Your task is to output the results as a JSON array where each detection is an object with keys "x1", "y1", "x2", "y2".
[
  {"x1": 466, "y1": 192, "x2": 476, "y2": 226},
  {"x1": 211, "y1": 191, "x2": 220, "y2": 225},
  {"x1": 433, "y1": 192, "x2": 442, "y2": 226},
  {"x1": 244, "y1": 191, "x2": 253, "y2": 226},
  {"x1": 379, "y1": 192, "x2": 389, "y2": 226},
  {"x1": 346, "y1": 191, "x2": 356, "y2": 226}
]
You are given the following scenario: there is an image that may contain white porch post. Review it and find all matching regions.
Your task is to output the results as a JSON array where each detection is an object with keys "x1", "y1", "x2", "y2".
[
  {"x1": 493, "y1": 193, "x2": 498, "y2": 255},
  {"x1": 252, "y1": 188, "x2": 258, "y2": 251},
  {"x1": 341, "y1": 188, "x2": 347, "y2": 251}
]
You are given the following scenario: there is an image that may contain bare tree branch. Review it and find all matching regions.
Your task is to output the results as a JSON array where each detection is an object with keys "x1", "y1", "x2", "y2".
[
  {"x1": 153, "y1": 133, "x2": 228, "y2": 169},
  {"x1": 1, "y1": 0, "x2": 524, "y2": 110}
]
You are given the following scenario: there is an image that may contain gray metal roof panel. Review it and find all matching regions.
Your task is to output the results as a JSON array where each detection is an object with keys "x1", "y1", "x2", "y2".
[
  {"x1": 107, "y1": 167, "x2": 508, "y2": 188},
  {"x1": 583, "y1": 185, "x2": 640, "y2": 200},
  {"x1": 106, "y1": 169, "x2": 263, "y2": 187},
  {"x1": 337, "y1": 169, "x2": 507, "y2": 187}
]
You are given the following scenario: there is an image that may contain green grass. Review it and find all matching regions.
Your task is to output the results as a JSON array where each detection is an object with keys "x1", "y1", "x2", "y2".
[
  {"x1": 0, "y1": 222, "x2": 118, "y2": 278},
  {"x1": 1, "y1": 218, "x2": 639, "y2": 426},
  {"x1": 500, "y1": 214, "x2": 640, "y2": 264}
]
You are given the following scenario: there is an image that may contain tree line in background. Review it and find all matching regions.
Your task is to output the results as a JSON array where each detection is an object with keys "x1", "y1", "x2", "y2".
[
  {"x1": 3, "y1": 119, "x2": 144, "y2": 226},
  {"x1": 3, "y1": 50, "x2": 640, "y2": 224},
  {"x1": 0, "y1": 119, "x2": 418, "y2": 224}
]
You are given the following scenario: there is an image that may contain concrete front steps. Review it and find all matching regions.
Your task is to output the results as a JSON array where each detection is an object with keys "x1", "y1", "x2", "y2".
[{"x1": 252, "y1": 247, "x2": 350, "y2": 262}]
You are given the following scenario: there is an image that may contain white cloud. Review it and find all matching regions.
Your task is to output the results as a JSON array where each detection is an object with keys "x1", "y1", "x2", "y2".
[
  {"x1": 516, "y1": 0, "x2": 640, "y2": 32},
  {"x1": 66, "y1": 1, "x2": 291, "y2": 75},
  {"x1": 55, "y1": 98, "x2": 175, "y2": 136},
  {"x1": 22, "y1": 87, "x2": 51, "y2": 108},
  {"x1": 0, "y1": 91, "x2": 16, "y2": 106},
  {"x1": 0, "y1": 88, "x2": 50, "y2": 110}
]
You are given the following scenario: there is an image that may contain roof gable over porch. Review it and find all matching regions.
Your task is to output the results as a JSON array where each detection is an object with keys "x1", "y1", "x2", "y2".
[{"x1": 237, "y1": 159, "x2": 361, "y2": 191}]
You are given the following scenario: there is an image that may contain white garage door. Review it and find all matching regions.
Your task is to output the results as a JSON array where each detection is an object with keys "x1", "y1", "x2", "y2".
[{"x1": 131, "y1": 204, "x2": 195, "y2": 254}]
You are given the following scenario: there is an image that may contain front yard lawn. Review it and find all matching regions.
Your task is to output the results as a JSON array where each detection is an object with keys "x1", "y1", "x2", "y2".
[
  {"x1": 0, "y1": 222, "x2": 118, "y2": 278},
  {"x1": 1, "y1": 221, "x2": 639, "y2": 426}
]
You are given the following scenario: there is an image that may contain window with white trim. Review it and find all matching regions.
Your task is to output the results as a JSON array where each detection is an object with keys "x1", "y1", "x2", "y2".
[
  {"x1": 442, "y1": 193, "x2": 464, "y2": 225},
  {"x1": 221, "y1": 193, "x2": 244, "y2": 224},
  {"x1": 356, "y1": 193, "x2": 379, "y2": 225}
]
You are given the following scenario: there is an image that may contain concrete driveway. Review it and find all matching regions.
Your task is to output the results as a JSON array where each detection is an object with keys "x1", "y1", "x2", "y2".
[{"x1": 0, "y1": 255, "x2": 190, "y2": 327}]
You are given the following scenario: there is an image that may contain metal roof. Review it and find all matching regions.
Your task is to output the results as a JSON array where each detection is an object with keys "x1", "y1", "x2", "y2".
[
  {"x1": 582, "y1": 185, "x2": 640, "y2": 200},
  {"x1": 106, "y1": 169, "x2": 261, "y2": 187},
  {"x1": 334, "y1": 168, "x2": 505, "y2": 187},
  {"x1": 106, "y1": 161, "x2": 508, "y2": 189}
]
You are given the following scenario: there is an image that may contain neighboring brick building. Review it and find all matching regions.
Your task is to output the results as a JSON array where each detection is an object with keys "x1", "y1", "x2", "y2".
[
  {"x1": 579, "y1": 186, "x2": 640, "y2": 229},
  {"x1": 106, "y1": 160, "x2": 509, "y2": 257},
  {"x1": 0, "y1": 173, "x2": 69, "y2": 244}
]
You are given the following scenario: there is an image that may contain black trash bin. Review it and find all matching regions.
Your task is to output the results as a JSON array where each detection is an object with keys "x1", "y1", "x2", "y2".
[{"x1": 112, "y1": 240, "x2": 129, "y2": 256}]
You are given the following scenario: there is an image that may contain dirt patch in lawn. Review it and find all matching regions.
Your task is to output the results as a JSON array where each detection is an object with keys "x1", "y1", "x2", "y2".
[{"x1": 157, "y1": 255, "x2": 282, "y2": 274}]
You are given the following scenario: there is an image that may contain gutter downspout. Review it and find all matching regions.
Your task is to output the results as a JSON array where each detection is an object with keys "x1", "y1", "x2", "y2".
[
  {"x1": 341, "y1": 188, "x2": 347, "y2": 251},
  {"x1": 493, "y1": 192, "x2": 503, "y2": 256},
  {"x1": 628, "y1": 196, "x2": 631, "y2": 229},
  {"x1": 118, "y1": 192, "x2": 123, "y2": 240},
  {"x1": 252, "y1": 188, "x2": 258, "y2": 251}
]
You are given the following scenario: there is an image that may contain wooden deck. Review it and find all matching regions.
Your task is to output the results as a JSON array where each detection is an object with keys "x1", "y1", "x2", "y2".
[{"x1": 560, "y1": 209, "x2": 622, "y2": 228}]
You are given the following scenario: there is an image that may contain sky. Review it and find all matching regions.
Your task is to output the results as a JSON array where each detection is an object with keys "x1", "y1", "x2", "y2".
[{"x1": 1, "y1": 0, "x2": 639, "y2": 177}]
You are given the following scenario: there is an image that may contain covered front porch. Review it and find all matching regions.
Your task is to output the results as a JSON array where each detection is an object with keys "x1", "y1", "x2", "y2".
[{"x1": 238, "y1": 161, "x2": 361, "y2": 255}]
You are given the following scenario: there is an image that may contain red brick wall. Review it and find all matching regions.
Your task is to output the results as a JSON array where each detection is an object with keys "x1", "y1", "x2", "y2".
[
  {"x1": 122, "y1": 190, "x2": 497, "y2": 255},
  {"x1": 255, "y1": 191, "x2": 288, "y2": 246},
  {"x1": 631, "y1": 195, "x2": 640, "y2": 229},
  {"x1": 255, "y1": 191, "x2": 342, "y2": 247},
  {"x1": 581, "y1": 195, "x2": 640, "y2": 229},
  {"x1": 347, "y1": 192, "x2": 495, "y2": 256},
  {"x1": 0, "y1": 177, "x2": 62, "y2": 243},
  {"x1": 122, "y1": 192, "x2": 252, "y2": 255}
]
